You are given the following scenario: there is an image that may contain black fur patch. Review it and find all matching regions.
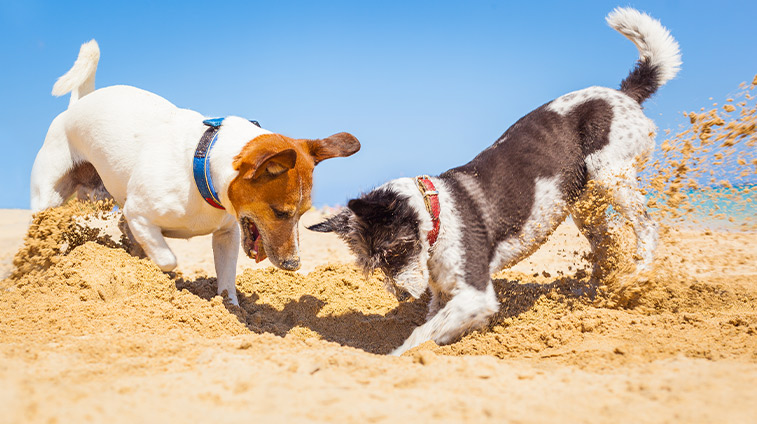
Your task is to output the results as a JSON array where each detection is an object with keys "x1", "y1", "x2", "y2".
[
  {"x1": 619, "y1": 58, "x2": 660, "y2": 104},
  {"x1": 309, "y1": 188, "x2": 422, "y2": 277}
]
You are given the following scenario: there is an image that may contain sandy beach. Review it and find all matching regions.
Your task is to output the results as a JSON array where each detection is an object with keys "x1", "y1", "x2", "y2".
[{"x1": 1, "y1": 203, "x2": 755, "y2": 423}]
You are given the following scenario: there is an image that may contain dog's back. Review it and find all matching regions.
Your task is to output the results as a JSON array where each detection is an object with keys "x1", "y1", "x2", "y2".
[
  {"x1": 34, "y1": 39, "x2": 210, "y2": 208},
  {"x1": 63, "y1": 85, "x2": 205, "y2": 202},
  {"x1": 442, "y1": 85, "x2": 657, "y2": 274},
  {"x1": 37, "y1": 83, "x2": 207, "y2": 209}
]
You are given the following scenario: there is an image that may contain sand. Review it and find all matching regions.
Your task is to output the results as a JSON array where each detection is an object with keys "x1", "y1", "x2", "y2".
[
  {"x1": 1, "y1": 203, "x2": 756, "y2": 423},
  {"x1": 2, "y1": 77, "x2": 755, "y2": 423}
]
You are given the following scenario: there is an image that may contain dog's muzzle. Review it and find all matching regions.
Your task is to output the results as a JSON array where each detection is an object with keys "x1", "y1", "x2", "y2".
[{"x1": 280, "y1": 258, "x2": 301, "y2": 271}]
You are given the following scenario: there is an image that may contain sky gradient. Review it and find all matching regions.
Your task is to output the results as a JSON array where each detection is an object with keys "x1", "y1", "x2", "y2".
[{"x1": 1, "y1": 0, "x2": 755, "y2": 209}]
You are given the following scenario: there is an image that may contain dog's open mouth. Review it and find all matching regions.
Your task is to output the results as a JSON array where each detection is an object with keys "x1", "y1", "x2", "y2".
[{"x1": 240, "y1": 216, "x2": 266, "y2": 262}]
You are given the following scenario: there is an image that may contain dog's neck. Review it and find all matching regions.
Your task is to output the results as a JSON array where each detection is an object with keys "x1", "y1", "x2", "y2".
[
  {"x1": 384, "y1": 176, "x2": 459, "y2": 257},
  {"x1": 384, "y1": 176, "x2": 465, "y2": 292},
  {"x1": 203, "y1": 116, "x2": 272, "y2": 217}
]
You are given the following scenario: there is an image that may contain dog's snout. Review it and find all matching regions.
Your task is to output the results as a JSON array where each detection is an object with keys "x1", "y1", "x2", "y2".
[{"x1": 281, "y1": 258, "x2": 301, "y2": 271}]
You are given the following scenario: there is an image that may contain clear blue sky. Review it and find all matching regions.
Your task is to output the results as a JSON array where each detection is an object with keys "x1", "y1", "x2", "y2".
[{"x1": 1, "y1": 1, "x2": 755, "y2": 209}]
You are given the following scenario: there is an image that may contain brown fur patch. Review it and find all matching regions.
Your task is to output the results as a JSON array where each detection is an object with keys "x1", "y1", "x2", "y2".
[
  {"x1": 229, "y1": 134, "x2": 314, "y2": 266},
  {"x1": 228, "y1": 131, "x2": 360, "y2": 268}
]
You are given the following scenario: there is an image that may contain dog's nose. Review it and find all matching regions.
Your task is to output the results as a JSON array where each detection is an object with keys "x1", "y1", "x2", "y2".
[
  {"x1": 281, "y1": 258, "x2": 301, "y2": 271},
  {"x1": 396, "y1": 289, "x2": 411, "y2": 302}
]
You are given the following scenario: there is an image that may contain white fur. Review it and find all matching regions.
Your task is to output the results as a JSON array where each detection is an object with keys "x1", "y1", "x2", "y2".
[
  {"x1": 424, "y1": 178, "x2": 466, "y2": 298},
  {"x1": 391, "y1": 282, "x2": 498, "y2": 356},
  {"x1": 606, "y1": 7, "x2": 681, "y2": 85},
  {"x1": 32, "y1": 41, "x2": 277, "y2": 305},
  {"x1": 382, "y1": 177, "x2": 468, "y2": 302},
  {"x1": 52, "y1": 40, "x2": 100, "y2": 106},
  {"x1": 489, "y1": 175, "x2": 568, "y2": 274},
  {"x1": 382, "y1": 178, "x2": 432, "y2": 298}
]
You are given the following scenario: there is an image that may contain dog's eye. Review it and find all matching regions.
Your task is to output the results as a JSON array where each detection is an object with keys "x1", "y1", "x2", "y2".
[{"x1": 271, "y1": 207, "x2": 293, "y2": 220}]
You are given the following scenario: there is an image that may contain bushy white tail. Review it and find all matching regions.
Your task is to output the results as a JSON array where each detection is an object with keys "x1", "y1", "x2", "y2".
[
  {"x1": 52, "y1": 39, "x2": 100, "y2": 106},
  {"x1": 606, "y1": 8, "x2": 681, "y2": 103}
]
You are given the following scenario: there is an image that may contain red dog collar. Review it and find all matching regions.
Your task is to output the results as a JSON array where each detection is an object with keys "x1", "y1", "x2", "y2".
[{"x1": 415, "y1": 176, "x2": 441, "y2": 247}]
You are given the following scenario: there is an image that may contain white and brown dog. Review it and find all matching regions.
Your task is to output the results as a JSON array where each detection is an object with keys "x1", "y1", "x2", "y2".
[
  {"x1": 310, "y1": 8, "x2": 681, "y2": 355},
  {"x1": 31, "y1": 40, "x2": 360, "y2": 305}
]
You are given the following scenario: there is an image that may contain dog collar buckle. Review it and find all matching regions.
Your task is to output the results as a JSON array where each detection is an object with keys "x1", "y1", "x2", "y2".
[{"x1": 415, "y1": 175, "x2": 441, "y2": 247}]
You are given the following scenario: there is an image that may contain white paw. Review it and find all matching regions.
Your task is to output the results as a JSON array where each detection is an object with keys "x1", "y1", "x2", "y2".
[
  {"x1": 217, "y1": 287, "x2": 239, "y2": 306},
  {"x1": 155, "y1": 256, "x2": 177, "y2": 272}
]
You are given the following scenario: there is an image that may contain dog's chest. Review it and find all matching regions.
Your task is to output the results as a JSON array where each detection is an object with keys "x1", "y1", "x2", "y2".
[{"x1": 155, "y1": 209, "x2": 235, "y2": 238}]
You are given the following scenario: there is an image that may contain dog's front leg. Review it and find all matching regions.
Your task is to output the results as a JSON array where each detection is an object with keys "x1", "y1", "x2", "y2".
[
  {"x1": 122, "y1": 212, "x2": 177, "y2": 272},
  {"x1": 390, "y1": 282, "x2": 498, "y2": 356},
  {"x1": 426, "y1": 285, "x2": 451, "y2": 320},
  {"x1": 212, "y1": 226, "x2": 240, "y2": 305}
]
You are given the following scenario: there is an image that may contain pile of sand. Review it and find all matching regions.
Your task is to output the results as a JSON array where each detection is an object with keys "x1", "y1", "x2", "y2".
[{"x1": 3, "y1": 198, "x2": 755, "y2": 366}]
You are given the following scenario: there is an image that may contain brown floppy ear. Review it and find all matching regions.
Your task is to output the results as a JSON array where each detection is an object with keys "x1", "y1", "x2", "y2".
[
  {"x1": 235, "y1": 149, "x2": 297, "y2": 180},
  {"x1": 306, "y1": 132, "x2": 361, "y2": 165}
]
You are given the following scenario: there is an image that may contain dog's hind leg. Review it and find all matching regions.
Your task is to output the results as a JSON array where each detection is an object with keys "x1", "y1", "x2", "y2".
[
  {"x1": 121, "y1": 205, "x2": 177, "y2": 272},
  {"x1": 390, "y1": 283, "x2": 498, "y2": 356},
  {"x1": 591, "y1": 170, "x2": 658, "y2": 273},
  {"x1": 569, "y1": 183, "x2": 620, "y2": 280},
  {"x1": 30, "y1": 115, "x2": 79, "y2": 211},
  {"x1": 609, "y1": 182, "x2": 658, "y2": 273}
]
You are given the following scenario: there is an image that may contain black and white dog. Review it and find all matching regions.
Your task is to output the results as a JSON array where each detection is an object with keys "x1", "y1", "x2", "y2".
[{"x1": 310, "y1": 8, "x2": 681, "y2": 355}]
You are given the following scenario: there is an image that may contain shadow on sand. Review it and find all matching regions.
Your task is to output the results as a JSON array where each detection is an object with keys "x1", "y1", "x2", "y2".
[{"x1": 173, "y1": 271, "x2": 595, "y2": 355}]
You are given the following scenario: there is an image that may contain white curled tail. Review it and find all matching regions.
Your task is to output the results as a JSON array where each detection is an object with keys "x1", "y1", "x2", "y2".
[
  {"x1": 52, "y1": 39, "x2": 100, "y2": 106},
  {"x1": 606, "y1": 8, "x2": 681, "y2": 103}
]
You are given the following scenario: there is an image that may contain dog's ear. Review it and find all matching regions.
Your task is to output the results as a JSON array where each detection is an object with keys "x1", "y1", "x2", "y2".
[
  {"x1": 348, "y1": 197, "x2": 399, "y2": 225},
  {"x1": 307, "y1": 210, "x2": 351, "y2": 235},
  {"x1": 305, "y1": 132, "x2": 360, "y2": 165},
  {"x1": 347, "y1": 198, "x2": 373, "y2": 218},
  {"x1": 235, "y1": 149, "x2": 297, "y2": 180}
]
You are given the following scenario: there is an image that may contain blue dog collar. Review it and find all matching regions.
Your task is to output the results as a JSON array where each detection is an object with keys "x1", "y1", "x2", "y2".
[{"x1": 193, "y1": 117, "x2": 261, "y2": 210}]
